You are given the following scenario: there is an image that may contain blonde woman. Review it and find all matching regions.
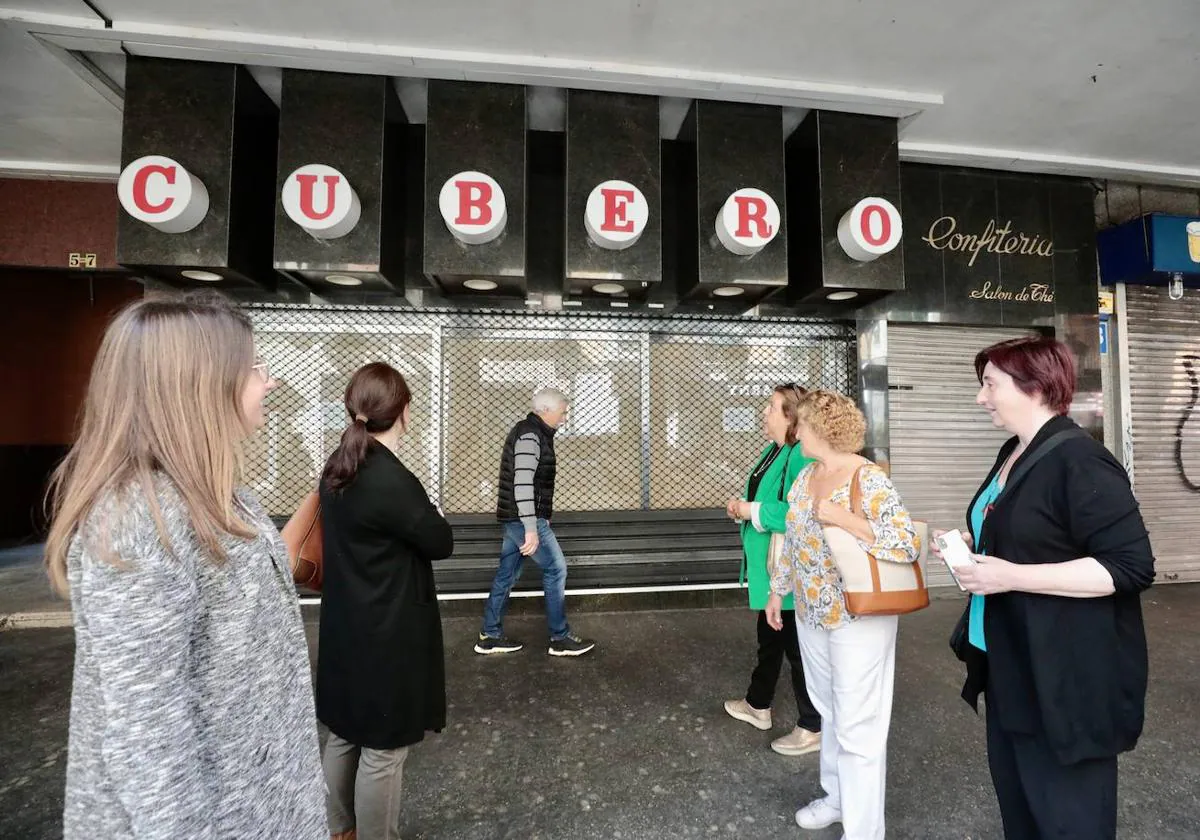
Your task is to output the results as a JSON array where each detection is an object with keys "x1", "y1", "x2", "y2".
[
  {"x1": 766, "y1": 390, "x2": 919, "y2": 840},
  {"x1": 45, "y1": 293, "x2": 326, "y2": 840}
]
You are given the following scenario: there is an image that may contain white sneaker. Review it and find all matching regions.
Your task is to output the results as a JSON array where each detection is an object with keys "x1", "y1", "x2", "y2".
[
  {"x1": 723, "y1": 698, "x2": 772, "y2": 731},
  {"x1": 795, "y1": 797, "x2": 842, "y2": 830}
]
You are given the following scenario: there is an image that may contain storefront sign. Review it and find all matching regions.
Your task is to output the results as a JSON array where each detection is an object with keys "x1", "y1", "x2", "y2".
[
  {"x1": 715, "y1": 188, "x2": 780, "y2": 256},
  {"x1": 1145, "y1": 215, "x2": 1200, "y2": 272},
  {"x1": 837, "y1": 197, "x2": 902, "y2": 262},
  {"x1": 967, "y1": 281, "x2": 1055, "y2": 303},
  {"x1": 281, "y1": 164, "x2": 361, "y2": 240},
  {"x1": 866, "y1": 167, "x2": 1095, "y2": 326},
  {"x1": 584, "y1": 180, "x2": 648, "y2": 250},
  {"x1": 1099, "y1": 290, "x2": 1114, "y2": 315},
  {"x1": 439, "y1": 171, "x2": 507, "y2": 245},
  {"x1": 117, "y1": 155, "x2": 209, "y2": 234},
  {"x1": 922, "y1": 216, "x2": 1055, "y2": 266}
]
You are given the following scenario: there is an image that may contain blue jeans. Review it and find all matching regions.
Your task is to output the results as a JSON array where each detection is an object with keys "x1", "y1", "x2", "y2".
[{"x1": 481, "y1": 519, "x2": 570, "y2": 640}]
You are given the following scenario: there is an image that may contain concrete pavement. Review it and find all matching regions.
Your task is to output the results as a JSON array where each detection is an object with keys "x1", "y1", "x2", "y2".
[{"x1": 2, "y1": 585, "x2": 1198, "y2": 838}]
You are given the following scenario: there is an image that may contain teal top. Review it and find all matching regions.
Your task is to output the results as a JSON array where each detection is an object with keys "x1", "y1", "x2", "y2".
[{"x1": 968, "y1": 473, "x2": 1004, "y2": 651}]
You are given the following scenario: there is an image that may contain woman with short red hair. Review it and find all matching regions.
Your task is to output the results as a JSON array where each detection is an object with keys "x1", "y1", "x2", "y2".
[{"x1": 934, "y1": 336, "x2": 1155, "y2": 840}]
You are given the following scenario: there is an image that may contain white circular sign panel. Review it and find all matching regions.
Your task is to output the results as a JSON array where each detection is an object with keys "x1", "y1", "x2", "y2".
[
  {"x1": 716, "y1": 188, "x2": 780, "y2": 256},
  {"x1": 585, "y1": 180, "x2": 648, "y2": 250},
  {"x1": 837, "y1": 197, "x2": 902, "y2": 262},
  {"x1": 439, "y1": 171, "x2": 507, "y2": 245},
  {"x1": 117, "y1": 155, "x2": 209, "y2": 234},
  {"x1": 281, "y1": 164, "x2": 361, "y2": 240}
]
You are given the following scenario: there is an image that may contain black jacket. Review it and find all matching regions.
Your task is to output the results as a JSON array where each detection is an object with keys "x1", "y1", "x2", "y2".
[
  {"x1": 958, "y1": 415, "x2": 1155, "y2": 765},
  {"x1": 495, "y1": 413, "x2": 557, "y2": 523},
  {"x1": 316, "y1": 442, "x2": 454, "y2": 750}
]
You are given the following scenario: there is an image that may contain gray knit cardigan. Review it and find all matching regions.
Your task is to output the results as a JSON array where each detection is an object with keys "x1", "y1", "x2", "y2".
[{"x1": 62, "y1": 480, "x2": 326, "y2": 840}]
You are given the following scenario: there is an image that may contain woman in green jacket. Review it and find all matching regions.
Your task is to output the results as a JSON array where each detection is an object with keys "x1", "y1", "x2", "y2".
[{"x1": 724, "y1": 384, "x2": 822, "y2": 756}]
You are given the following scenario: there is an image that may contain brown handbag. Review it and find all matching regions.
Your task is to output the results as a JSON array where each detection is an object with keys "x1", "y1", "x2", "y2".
[
  {"x1": 822, "y1": 466, "x2": 930, "y2": 616},
  {"x1": 281, "y1": 491, "x2": 323, "y2": 592}
]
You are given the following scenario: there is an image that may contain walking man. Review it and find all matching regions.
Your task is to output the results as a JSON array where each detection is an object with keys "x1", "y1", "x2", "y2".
[{"x1": 475, "y1": 388, "x2": 596, "y2": 657}]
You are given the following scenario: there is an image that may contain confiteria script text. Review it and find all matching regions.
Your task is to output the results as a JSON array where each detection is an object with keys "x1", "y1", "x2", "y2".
[{"x1": 922, "y1": 216, "x2": 1054, "y2": 266}]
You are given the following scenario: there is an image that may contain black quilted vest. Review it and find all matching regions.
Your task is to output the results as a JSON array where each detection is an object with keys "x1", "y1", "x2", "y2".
[{"x1": 496, "y1": 413, "x2": 558, "y2": 522}]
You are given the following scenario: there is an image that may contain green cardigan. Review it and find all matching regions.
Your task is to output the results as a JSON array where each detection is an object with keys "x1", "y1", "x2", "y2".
[{"x1": 739, "y1": 442, "x2": 813, "y2": 611}]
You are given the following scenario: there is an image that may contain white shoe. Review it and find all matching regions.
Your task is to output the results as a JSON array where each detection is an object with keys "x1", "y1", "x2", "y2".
[
  {"x1": 795, "y1": 797, "x2": 842, "y2": 830},
  {"x1": 723, "y1": 698, "x2": 772, "y2": 731}
]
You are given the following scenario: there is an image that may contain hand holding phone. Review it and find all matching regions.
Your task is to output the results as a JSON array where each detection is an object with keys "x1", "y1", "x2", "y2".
[{"x1": 934, "y1": 530, "x2": 976, "y2": 591}]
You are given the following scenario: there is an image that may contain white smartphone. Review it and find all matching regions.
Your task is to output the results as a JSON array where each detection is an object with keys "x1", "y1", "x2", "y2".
[{"x1": 934, "y1": 530, "x2": 976, "y2": 591}]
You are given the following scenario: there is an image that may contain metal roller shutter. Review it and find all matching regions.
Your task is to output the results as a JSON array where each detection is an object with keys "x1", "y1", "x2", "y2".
[
  {"x1": 1125, "y1": 285, "x2": 1200, "y2": 584},
  {"x1": 888, "y1": 324, "x2": 1034, "y2": 587},
  {"x1": 245, "y1": 304, "x2": 854, "y2": 591}
]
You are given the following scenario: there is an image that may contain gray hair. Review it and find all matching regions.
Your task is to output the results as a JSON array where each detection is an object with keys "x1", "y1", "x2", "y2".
[{"x1": 532, "y1": 387, "x2": 569, "y2": 414}]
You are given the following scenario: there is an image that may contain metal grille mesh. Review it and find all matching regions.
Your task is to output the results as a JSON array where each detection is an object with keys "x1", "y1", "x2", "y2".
[{"x1": 243, "y1": 305, "x2": 855, "y2": 517}]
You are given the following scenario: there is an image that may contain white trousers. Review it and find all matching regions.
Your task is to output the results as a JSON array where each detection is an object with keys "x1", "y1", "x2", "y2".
[{"x1": 795, "y1": 613, "x2": 899, "y2": 840}]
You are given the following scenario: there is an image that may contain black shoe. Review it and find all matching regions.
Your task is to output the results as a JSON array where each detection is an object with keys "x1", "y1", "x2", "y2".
[
  {"x1": 548, "y1": 632, "x2": 596, "y2": 657},
  {"x1": 474, "y1": 633, "x2": 524, "y2": 655}
]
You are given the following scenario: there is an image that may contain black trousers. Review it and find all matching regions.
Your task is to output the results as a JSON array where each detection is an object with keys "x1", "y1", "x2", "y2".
[
  {"x1": 986, "y1": 700, "x2": 1118, "y2": 840},
  {"x1": 744, "y1": 609, "x2": 821, "y2": 732}
]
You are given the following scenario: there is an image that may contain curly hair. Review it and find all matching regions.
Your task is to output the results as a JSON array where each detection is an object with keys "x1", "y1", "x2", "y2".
[{"x1": 795, "y1": 389, "x2": 866, "y2": 454}]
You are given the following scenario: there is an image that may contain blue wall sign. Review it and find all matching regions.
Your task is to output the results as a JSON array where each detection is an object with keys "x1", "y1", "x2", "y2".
[
  {"x1": 1151, "y1": 215, "x2": 1200, "y2": 274},
  {"x1": 1097, "y1": 213, "x2": 1200, "y2": 287}
]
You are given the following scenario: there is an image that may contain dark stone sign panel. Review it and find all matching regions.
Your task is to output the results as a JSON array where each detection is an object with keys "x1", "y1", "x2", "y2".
[
  {"x1": 564, "y1": 90, "x2": 661, "y2": 299},
  {"x1": 273, "y1": 70, "x2": 405, "y2": 292},
  {"x1": 787, "y1": 111, "x2": 904, "y2": 304},
  {"x1": 866, "y1": 165, "x2": 1097, "y2": 326},
  {"x1": 118, "y1": 58, "x2": 279, "y2": 292}
]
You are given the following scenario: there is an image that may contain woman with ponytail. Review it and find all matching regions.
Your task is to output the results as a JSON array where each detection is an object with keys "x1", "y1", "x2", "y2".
[{"x1": 317, "y1": 362, "x2": 454, "y2": 840}]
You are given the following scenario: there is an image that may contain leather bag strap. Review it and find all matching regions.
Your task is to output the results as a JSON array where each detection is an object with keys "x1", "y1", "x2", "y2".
[{"x1": 847, "y1": 465, "x2": 881, "y2": 593}]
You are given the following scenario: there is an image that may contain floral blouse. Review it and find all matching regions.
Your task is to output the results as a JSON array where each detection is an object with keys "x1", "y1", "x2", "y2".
[{"x1": 771, "y1": 461, "x2": 920, "y2": 631}]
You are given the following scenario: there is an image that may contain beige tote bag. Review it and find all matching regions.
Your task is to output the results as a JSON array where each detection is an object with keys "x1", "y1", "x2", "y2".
[{"x1": 823, "y1": 466, "x2": 930, "y2": 616}]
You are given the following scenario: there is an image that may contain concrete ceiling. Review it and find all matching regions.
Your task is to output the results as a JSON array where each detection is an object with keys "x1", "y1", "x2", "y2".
[
  {"x1": 0, "y1": 19, "x2": 122, "y2": 176},
  {"x1": 1, "y1": 0, "x2": 1198, "y2": 184}
]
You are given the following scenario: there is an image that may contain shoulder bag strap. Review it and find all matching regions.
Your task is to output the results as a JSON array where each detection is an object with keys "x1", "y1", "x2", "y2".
[
  {"x1": 849, "y1": 464, "x2": 867, "y2": 515},
  {"x1": 844, "y1": 463, "x2": 880, "y2": 594},
  {"x1": 994, "y1": 428, "x2": 1088, "y2": 504},
  {"x1": 976, "y1": 428, "x2": 1086, "y2": 556}
]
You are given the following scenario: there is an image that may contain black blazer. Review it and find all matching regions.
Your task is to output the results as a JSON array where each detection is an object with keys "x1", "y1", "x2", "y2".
[
  {"x1": 958, "y1": 415, "x2": 1155, "y2": 765},
  {"x1": 316, "y1": 442, "x2": 454, "y2": 750}
]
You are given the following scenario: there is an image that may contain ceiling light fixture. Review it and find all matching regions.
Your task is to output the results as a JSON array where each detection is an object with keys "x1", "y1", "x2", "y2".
[
  {"x1": 593, "y1": 282, "x2": 625, "y2": 295},
  {"x1": 326, "y1": 274, "x2": 364, "y2": 287},
  {"x1": 826, "y1": 290, "x2": 859, "y2": 301},
  {"x1": 464, "y1": 278, "x2": 498, "y2": 291},
  {"x1": 713, "y1": 286, "x2": 745, "y2": 297}
]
